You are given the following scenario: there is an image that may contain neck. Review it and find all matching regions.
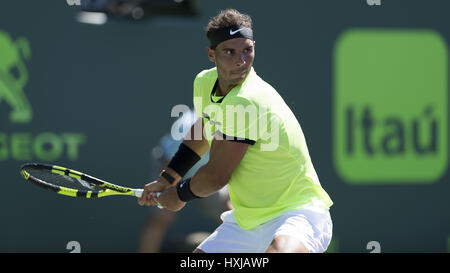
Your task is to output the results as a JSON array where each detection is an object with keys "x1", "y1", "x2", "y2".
[{"x1": 216, "y1": 78, "x2": 236, "y2": 97}]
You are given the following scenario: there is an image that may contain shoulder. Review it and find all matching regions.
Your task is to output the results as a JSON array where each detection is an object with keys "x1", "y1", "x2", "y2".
[
  {"x1": 194, "y1": 67, "x2": 217, "y2": 85},
  {"x1": 193, "y1": 67, "x2": 217, "y2": 99},
  {"x1": 242, "y1": 70, "x2": 278, "y2": 98},
  {"x1": 233, "y1": 82, "x2": 278, "y2": 109}
]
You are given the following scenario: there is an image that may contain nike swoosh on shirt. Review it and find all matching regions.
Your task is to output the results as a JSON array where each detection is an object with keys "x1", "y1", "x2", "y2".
[{"x1": 230, "y1": 28, "x2": 245, "y2": 35}]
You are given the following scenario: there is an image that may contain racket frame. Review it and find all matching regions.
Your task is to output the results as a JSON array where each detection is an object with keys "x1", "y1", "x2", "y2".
[{"x1": 20, "y1": 163, "x2": 143, "y2": 199}]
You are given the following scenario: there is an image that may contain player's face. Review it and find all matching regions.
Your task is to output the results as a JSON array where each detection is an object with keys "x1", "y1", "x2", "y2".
[{"x1": 208, "y1": 38, "x2": 255, "y2": 86}]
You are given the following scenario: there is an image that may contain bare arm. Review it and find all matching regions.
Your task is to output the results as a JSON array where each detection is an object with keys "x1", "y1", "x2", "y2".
[
  {"x1": 138, "y1": 118, "x2": 210, "y2": 207},
  {"x1": 161, "y1": 118, "x2": 210, "y2": 184},
  {"x1": 155, "y1": 134, "x2": 249, "y2": 211},
  {"x1": 183, "y1": 118, "x2": 210, "y2": 157},
  {"x1": 189, "y1": 137, "x2": 248, "y2": 197}
]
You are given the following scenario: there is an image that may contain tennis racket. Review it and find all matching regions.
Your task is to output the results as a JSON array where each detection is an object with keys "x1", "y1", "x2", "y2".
[{"x1": 20, "y1": 163, "x2": 162, "y2": 207}]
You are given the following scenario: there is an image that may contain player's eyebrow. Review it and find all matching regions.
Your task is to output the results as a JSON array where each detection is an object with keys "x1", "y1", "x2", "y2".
[
  {"x1": 222, "y1": 46, "x2": 253, "y2": 52},
  {"x1": 222, "y1": 47, "x2": 235, "y2": 52}
]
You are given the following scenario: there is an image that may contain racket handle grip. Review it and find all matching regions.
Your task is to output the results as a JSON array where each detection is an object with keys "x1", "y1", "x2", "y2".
[
  {"x1": 134, "y1": 189, "x2": 144, "y2": 198},
  {"x1": 156, "y1": 192, "x2": 162, "y2": 209},
  {"x1": 135, "y1": 189, "x2": 163, "y2": 209}
]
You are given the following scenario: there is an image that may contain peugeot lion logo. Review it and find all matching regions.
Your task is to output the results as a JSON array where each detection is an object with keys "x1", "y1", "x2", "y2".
[{"x1": 0, "y1": 30, "x2": 32, "y2": 123}]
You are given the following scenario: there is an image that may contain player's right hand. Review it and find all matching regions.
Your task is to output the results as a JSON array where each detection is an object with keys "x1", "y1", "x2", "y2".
[{"x1": 138, "y1": 178, "x2": 172, "y2": 207}]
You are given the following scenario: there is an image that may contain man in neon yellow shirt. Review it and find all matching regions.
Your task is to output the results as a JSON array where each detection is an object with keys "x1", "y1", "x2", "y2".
[{"x1": 138, "y1": 8, "x2": 333, "y2": 253}]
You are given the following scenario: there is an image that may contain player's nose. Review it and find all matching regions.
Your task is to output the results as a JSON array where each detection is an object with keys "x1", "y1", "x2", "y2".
[{"x1": 236, "y1": 53, "x2": 246, "y2": 66}]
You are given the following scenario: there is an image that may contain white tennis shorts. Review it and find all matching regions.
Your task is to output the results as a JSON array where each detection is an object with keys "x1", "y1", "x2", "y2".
[{"x1": 197, "y1": 205, "x2": 332, "y2": 253}]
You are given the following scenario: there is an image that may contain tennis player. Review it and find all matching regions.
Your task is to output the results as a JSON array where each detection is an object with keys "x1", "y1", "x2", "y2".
[{"x1": 138, "y1": 8, "x2": 333, "y2": 253}]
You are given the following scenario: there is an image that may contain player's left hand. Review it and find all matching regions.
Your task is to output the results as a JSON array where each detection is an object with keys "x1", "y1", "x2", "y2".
[
  {"x1": 156, "y1": 186, "x2": 186, "y2": 211},
  {"x1": 138, "y1": 178, "x2": 171, "y2": 207}
]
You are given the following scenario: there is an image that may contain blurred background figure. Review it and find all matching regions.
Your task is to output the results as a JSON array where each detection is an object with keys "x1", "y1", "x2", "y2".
[{"x1": 138, "y1": 109, "x2": 231, "y2": 253}]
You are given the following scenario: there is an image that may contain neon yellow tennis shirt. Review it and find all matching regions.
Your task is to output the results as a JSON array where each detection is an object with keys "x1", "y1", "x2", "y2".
[{"x1": 193, "y1": 66, "x2": 333, "y2": 230}]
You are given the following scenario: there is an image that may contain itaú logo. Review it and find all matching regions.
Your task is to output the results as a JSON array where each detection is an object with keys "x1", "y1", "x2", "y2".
[
  {"x1": 333, "y1": 29, "x2": 448, "y2": 185},
  {"x1": 0, "y1": 30, "x2": 87, "y2": 162}
]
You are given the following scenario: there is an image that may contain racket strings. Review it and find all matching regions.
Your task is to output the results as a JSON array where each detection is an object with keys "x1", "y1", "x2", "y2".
[{"x1": 23, "y1": 167, "x2": 103, "y2": 193}]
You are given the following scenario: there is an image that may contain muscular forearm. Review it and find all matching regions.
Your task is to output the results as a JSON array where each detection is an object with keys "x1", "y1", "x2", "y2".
[
  {"x1": 182, "y1": 138, "x2": 209, "y2": 158},
  {"x1": 181, "y1": 118, "x2": 210, "y2": 157},
  {"x1": 161, "y1": 119, "x2": 209, "y2": 185},
  {"x1": 189, "y1": 162, "x2": 230, "y2": 198},
  {"x1": 158, "y1": 135, "x2": 248, "y2": 210},
  {"x1": 162, "y1": 137, "x2": 208, "y2": 185},
  {"x1": 186, "y1": 136, "x2": 248, "y2": 198}
]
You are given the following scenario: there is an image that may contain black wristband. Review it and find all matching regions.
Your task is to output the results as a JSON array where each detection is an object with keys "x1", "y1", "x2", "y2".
[
  {"x1": 176, "y1": 178, "x2": 201, "y2": 202},
  {"x1": 168, "y1": 143, "x2": 201, "y2": 177},
  {"x1": 160, "y1": 171, "x2": 175, "y2": 184}
]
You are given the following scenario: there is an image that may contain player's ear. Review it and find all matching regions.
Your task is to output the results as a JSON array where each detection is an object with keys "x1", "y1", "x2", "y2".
[{"x1": 206, "y1": 46, "x2": 216, "y2": 63}]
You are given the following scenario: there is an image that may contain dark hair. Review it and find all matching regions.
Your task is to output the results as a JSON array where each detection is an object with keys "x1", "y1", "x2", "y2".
[{"x1": 205, "y1": 9, "x2": 253, "y2": 39}]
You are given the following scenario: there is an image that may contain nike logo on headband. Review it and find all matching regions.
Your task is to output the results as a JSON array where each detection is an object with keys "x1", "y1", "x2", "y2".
[{"x1": 230, "y1": 27, "x2": 245, "y2": 35}]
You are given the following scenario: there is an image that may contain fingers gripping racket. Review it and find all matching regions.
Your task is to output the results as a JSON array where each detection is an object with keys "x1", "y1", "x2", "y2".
[{"x1": 20, "y1": 163, "x2": 162, "y2": 207}]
